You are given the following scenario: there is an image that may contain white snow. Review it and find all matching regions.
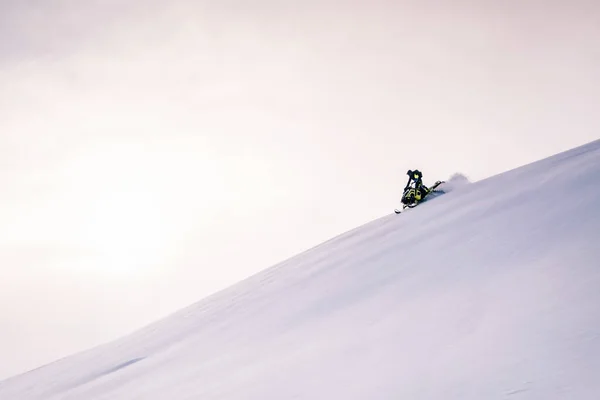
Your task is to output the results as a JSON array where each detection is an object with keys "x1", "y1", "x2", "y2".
[{"x1": 1, "y1": 140, "x2": 600, "y2": 400}]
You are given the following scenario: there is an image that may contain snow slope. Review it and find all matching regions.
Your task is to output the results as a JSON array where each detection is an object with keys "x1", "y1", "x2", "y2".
[{"x1": 1, "y1": 140, "x2": 600, "y2": 400}]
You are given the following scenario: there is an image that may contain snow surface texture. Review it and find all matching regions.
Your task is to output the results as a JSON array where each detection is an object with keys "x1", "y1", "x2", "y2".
[{"x1": 1, "y1": 140, "x2": 600, "y2": 400}]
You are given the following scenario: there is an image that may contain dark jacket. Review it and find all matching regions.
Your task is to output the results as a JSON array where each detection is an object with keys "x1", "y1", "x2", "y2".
[{"x1": 404, "y1": 169, "x2": 424, "y2": 190}]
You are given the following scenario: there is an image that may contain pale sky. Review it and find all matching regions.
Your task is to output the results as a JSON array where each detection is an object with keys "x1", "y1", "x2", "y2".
[{"x1": 1, "y1": 0, "x2": 598, "y2": 380}]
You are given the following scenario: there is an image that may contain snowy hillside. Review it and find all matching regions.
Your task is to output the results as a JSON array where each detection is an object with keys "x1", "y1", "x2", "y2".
[{"x1": 1, "y1": 140, "x2": 600, "y2": 400}]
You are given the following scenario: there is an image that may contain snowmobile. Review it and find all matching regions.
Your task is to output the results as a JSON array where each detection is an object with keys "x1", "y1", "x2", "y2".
[{"x1": 395, "y1": 180, "x2": 444, "y2": 214}]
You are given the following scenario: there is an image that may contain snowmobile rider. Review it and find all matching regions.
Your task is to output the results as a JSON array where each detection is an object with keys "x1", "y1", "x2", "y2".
[{"x1": 404, "y1": 169, "x2": 429, "y2": 194}]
